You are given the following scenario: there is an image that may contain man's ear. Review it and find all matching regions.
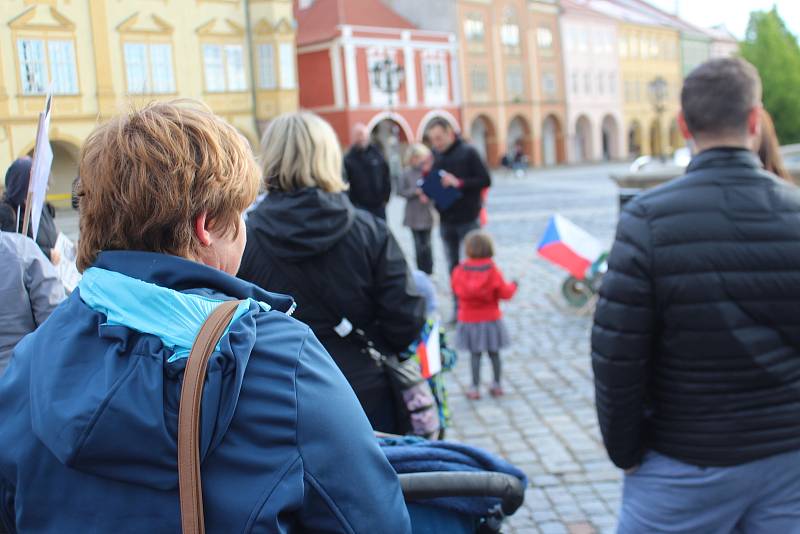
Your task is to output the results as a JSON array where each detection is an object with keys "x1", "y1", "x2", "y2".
[
  {"x1": 748, "y1": 106, "x2": 762, "y2": 138},
  {"x1": 193, "y1": 212, "x2": 212, "y2": 247},
  {"x1": 677, "y1": 111, "x2": 692, "y2": 141}
]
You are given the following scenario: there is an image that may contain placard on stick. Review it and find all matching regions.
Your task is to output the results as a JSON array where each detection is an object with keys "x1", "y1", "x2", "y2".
[{"x1": 21, "y1": 91, "x2": 53, "y2": 240}]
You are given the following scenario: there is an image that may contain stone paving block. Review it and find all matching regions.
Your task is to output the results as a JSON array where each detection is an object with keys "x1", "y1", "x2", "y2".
[{"x1": 538, "y1": 522, "x2": 569, "y2": 534}]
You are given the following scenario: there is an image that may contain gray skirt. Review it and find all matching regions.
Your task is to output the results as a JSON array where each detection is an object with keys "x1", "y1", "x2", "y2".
[{"x1": 456, "y1": 320, "x2": 510, "y2": 353}]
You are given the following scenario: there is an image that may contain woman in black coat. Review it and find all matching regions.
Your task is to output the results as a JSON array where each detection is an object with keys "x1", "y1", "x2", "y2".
[
  {"x1": 238, "y1": 111, "x2": 426, "y2": 434},
  {"x1": 3, "y1": 157, "x2": 59, "y2": 262}
]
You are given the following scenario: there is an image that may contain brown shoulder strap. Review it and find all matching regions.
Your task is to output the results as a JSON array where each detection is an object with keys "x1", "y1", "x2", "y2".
[{"x1": 178, "y1": 300, "x2": 241, "y2": 534}]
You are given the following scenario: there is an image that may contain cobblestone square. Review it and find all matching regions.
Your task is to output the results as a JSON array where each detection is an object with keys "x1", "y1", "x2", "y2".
[{"x1": 388, "y1": 163, "x2": 628, "y2": 533}]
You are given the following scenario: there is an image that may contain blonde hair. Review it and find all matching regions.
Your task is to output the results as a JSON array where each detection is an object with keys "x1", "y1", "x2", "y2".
[
  {"x1": 405, "y1": 143, "x2": 431, "y2": 166},
  {"x1": 464, "y1": 230, "x2": 495, "y2": 259},
  {"x1": 260, "y1": 111, "x2": 346, "y2": 193},
  {"x1": 76, "y1": 100, "x2": 259, "y2": 271}
]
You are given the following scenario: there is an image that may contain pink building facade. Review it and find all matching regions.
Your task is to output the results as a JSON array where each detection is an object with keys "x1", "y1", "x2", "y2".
[{"x1": 560, "y1": 0, "x2": 626, "y2": 162}]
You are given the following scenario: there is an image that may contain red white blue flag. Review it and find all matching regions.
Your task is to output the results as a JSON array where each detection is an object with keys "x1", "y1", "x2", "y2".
[
  {"x1": 537, "y1": 214, "x2": 604, "y2": 280},
  {"x1": 417, "y1": 320, "x2": 441, "y2": 379}
]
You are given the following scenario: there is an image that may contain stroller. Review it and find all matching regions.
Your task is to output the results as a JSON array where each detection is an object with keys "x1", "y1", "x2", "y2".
[{"x1": 380, "y1": 436, "x2": 527, "y2": 533}]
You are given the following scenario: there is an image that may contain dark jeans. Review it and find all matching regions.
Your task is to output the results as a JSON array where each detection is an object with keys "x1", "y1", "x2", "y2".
[
  {"x1": 440, "y1": 220, "x2": 480, "y2": 275},
  {"x1": 411, "y1": 229, "x2": 433, "y2": 275},
  {"x1": 471, "y1": 351, "x2": 501, "y2": 387},
  {"x1": 441, "y1": 220, "x2": 480, "y2": 319}
]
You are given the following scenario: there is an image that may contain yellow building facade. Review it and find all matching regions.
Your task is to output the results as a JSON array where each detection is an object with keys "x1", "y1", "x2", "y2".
[
  {"x1": 617, "y1": 22, "x2": 682, "y2": 157},
  {"x1": 1, "y1": 0, "x2": 297, "y2": 205}
]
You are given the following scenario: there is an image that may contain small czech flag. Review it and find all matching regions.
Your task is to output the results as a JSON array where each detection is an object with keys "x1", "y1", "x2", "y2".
[
  {"x1": 537, "y1": 214, "x2": 604, "y2": 280},
  {"x1": 417, "y1": 320, "x2": 442, "y2": 379}
]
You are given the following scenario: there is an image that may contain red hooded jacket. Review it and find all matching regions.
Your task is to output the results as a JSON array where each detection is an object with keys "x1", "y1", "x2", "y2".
[{"x1": 451, "y1": 258, "x2": 517, "y2": 323}]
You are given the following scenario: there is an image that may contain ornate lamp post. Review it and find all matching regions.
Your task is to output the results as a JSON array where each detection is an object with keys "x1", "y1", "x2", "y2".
[
  {"x1": 370, "y1": 56, "x2": 405, "y2": 107},
  {"x1": 648, "y1": 76, "x2": 668, "y2": 161}
]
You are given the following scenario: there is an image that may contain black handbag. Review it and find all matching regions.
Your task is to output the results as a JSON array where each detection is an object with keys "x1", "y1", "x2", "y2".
[{"x1": 265, "y1": 251, "x2": 439, "y2": 438}]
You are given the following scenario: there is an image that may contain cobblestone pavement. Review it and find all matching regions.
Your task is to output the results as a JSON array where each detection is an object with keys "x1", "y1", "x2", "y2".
[{"x1": 387, "y1": 163, "x2": 629, "y2": 534}]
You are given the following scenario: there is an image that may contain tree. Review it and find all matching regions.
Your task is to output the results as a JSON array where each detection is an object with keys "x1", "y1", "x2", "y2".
[{"x1": 741, "y1": 7, "x2": 800, "y2": 145}]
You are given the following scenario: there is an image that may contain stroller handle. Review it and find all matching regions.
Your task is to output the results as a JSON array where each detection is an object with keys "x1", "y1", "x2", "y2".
[{"x1": 398, "y1": 471, "x2": 525, "y2": 516}]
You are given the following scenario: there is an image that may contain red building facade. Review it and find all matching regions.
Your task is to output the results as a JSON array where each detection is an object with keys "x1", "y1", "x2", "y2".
[{"x1": 296, "y1": 0, "x2": 461, "y2": 149}]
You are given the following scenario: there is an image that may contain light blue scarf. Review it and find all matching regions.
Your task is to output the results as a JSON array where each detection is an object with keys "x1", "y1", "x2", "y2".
[{"x1": 78, "y1": 267, "x2": 269, "y2": 361}]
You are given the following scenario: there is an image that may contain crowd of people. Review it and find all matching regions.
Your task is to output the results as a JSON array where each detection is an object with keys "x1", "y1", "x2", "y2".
[{"x1": 0, "y1": 55, "x2": 799, "y2": 532}]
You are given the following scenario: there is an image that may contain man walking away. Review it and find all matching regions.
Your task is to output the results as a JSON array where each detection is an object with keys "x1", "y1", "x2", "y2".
[
  {"x1": 427, "y1": 118, "x2": 492, "y2": 275},
  {"x1": 592, "y1": 57, "x2": 800, "y2": 533},
  {"x1": 344, "y1": 123, "x2": 392, "y2": 220}
]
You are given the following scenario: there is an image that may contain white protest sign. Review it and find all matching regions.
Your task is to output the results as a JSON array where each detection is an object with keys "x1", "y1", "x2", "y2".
[{"x1": 22, "y1": 91, "x2": 53, "y2": 240}]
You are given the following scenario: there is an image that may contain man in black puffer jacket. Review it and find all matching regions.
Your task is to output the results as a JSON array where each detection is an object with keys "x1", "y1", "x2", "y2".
[{"x1": 593, "y1": 58, "x2": 800, "y2": 532}]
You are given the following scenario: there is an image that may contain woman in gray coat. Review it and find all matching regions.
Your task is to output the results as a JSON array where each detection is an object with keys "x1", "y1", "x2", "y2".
[
  {"x1": 399, "y1": 144, "x2": 436, "y2": 274},
  {"x1": 0, "y1": 226, "x2": 65, "y2": 373}
]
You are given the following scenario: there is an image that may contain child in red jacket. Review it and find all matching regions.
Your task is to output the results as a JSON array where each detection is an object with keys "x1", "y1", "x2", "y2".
[{"x1": 451, "y1": 230, "x2": 517, "y2": 399}]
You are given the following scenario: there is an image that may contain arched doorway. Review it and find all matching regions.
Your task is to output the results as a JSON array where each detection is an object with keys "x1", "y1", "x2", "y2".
[
  {"x1": 542, "y1": 114, "x2": 564, "y2": 166},
  {"x1": 601, "y1": 115, "x2": 620, "y2": 160},
  {"x1": 469, "y1": 115, "x2": 498, "y2": 166},
  {"x1": 418, "y1": 110, "x2": 461, "y2": 143},
  {"x1": 370, "y1": 118, "x2": 410, "y2": 188},
  {"x1": 650, "y1": 119, "x2": 663, "y2": 159},
  {"x1": 506, "y1": 115, "x2": 531, "y2": 165},
  {"x1": 669, "y1": 119, "x2": 683, "y2": 155},
  {"x1": 574, "y1": 115, "x2": 593, "y2": 163},
  {"x1": 628, "y1": 120, "x2": 643, "y2": 157}
]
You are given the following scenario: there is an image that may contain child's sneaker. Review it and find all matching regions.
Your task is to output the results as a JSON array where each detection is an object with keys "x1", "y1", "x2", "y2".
[
  {"x1": 489, "y1": 383, "x2": 504, "y2": 397},
  {"x1": 466, "y1": 387, "x2": 481, "y2": 400}
]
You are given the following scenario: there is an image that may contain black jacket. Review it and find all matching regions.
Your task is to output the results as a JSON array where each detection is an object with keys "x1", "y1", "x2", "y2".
[
  {"x1": 344, "y1": 144, "x2": 391, "y2": 214},
  {"x1": 237, "y1": 188, "x2": 426, "y2": 428},
  {"x1": 432, "y1": 138, "x2": 492, "y2": 225},
  {"x1": 592, "y1": 148, "x2": 800, "y2": 470}
]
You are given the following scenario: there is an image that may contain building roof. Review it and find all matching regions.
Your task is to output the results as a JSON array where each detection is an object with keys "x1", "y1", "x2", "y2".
[{"x1": 296, "y1": 0, "x2": 416, "y2": 46}]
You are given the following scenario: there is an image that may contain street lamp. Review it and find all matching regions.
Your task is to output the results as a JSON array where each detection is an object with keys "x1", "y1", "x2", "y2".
[
  {"x1": 371, "y1": 56, "x2": 405, "y2": 107},
  {"x1": 647, "y1": 76, "x2": 668, "y2": 161}
]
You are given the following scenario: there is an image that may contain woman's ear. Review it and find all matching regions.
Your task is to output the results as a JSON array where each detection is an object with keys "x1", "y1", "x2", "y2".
[{"x1": 193, "y1": 212, "x2": 212, "y2": 247}]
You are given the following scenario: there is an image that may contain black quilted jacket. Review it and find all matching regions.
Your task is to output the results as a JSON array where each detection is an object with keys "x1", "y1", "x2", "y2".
[{"x1": 592, "y1": 147, "x2": 800, "y2": 469}]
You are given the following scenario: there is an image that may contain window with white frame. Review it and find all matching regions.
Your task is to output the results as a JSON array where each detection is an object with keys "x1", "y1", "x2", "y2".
[
  {"x1": 598, "y1": 72, "x2": 605, "y2": 95},
  {"x1": 542, "y1": 72, "x2": 556, "y2": 97},
  {"x1": 537, "y1": 27, "x2": 553, "y2": 50},
  {"x1": 505, "y1": 65, "x2": 524, "y2": 100},
  {"x1": 18, "y1": 38, "x2": 78, "y2": 95},
  {"x1": 279, "y1": 42, "x2": 296, "y2": 89},
  {"x1": 465, "y1": 14, "x2": 485, "y2": 43},
  {"x1": 257, "y1": 43, "x2": 276, "y2": 89},
  {"x1": 501, "y1": 23, "x2": 520, "y2": 49},
  {"x1": 367, "y1": 49, "x2": 398, "y2": 107},
  {"x1": 619, "y1": 37, "x2": 628, "y2": 58},
  {"x1": 609, "y1": 72, "x2": 616, "y2": 94},
  {"x1": 572, "y1": 72, "x2": 579, "y2": 94},
  {"x1": 583, "y1": 72, "x2": 591, "y2": 94},
  {"x1": 202, "y1": 43, "x2": 247, "y2": 92},
  {"x1": 123, "y1": 42, "x2": 175, "y2": 94},
  {"x1": 470, "y1": 65, "x2": 489, "y2": 94},
  {"x1": 423, "y1": 53, "x2": 448, "y2": 105}
]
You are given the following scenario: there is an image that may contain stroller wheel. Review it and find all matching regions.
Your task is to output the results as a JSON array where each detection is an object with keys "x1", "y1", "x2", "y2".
[{"x1": 561, "y1": 276, "x2": 592, "y2": 308}]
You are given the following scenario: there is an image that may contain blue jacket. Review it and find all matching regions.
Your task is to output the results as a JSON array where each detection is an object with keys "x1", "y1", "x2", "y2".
[{"x1": 0, "y1": 251, "x2": 411, "y2": 533}]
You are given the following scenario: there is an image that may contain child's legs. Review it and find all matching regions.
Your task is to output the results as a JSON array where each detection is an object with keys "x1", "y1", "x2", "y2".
[
  {"x1": 488, "y1": 351, "x2": 501, "y2": 384},
  {"x1": 470, "y1": 352, "x2": 482, "y2": 387}
]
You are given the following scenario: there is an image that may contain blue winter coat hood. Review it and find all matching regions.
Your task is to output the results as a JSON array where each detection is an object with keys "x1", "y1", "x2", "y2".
[{"x1": 28, "y1": 251, "x2": 296, "y2": 491}]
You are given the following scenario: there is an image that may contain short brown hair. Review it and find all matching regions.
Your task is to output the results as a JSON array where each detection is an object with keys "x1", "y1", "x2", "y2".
[
  {"x1": 681, "y1": 58, "x2": 762, "y2": 140},
  {"x1": 76, "y1": 100, "x2": 259, "y2": 270},
  {"x1": 464, "y1": 230, "x2": 494, "y2": 259}
]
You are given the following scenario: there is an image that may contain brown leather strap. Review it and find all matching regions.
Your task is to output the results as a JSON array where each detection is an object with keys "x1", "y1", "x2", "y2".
[{"x1": 178, "y1": 300, "x2": 241, "y2": 534}]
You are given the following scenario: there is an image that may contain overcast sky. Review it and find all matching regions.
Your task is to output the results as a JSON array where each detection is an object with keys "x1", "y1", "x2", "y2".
[{"x1": 647, "y1": 0, "x2": 800, "y2": 39}]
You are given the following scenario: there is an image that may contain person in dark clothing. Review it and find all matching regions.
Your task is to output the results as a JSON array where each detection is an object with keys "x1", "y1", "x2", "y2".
[
  {"x1": 3, "y1": 157, "x2": 60, "y2": 263},
  {"x1": 343, "y1": 123, "x2": 392, "y2": 220},
  {"x1": 426, "y1": 118, "x2": 492, "y2": 276},
  {"x1": 592, "y1": 57, "x2": 800, "y2": 532},
  {"x1": 238, "y1": 111, "x2": 426, "y2": 434}
]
